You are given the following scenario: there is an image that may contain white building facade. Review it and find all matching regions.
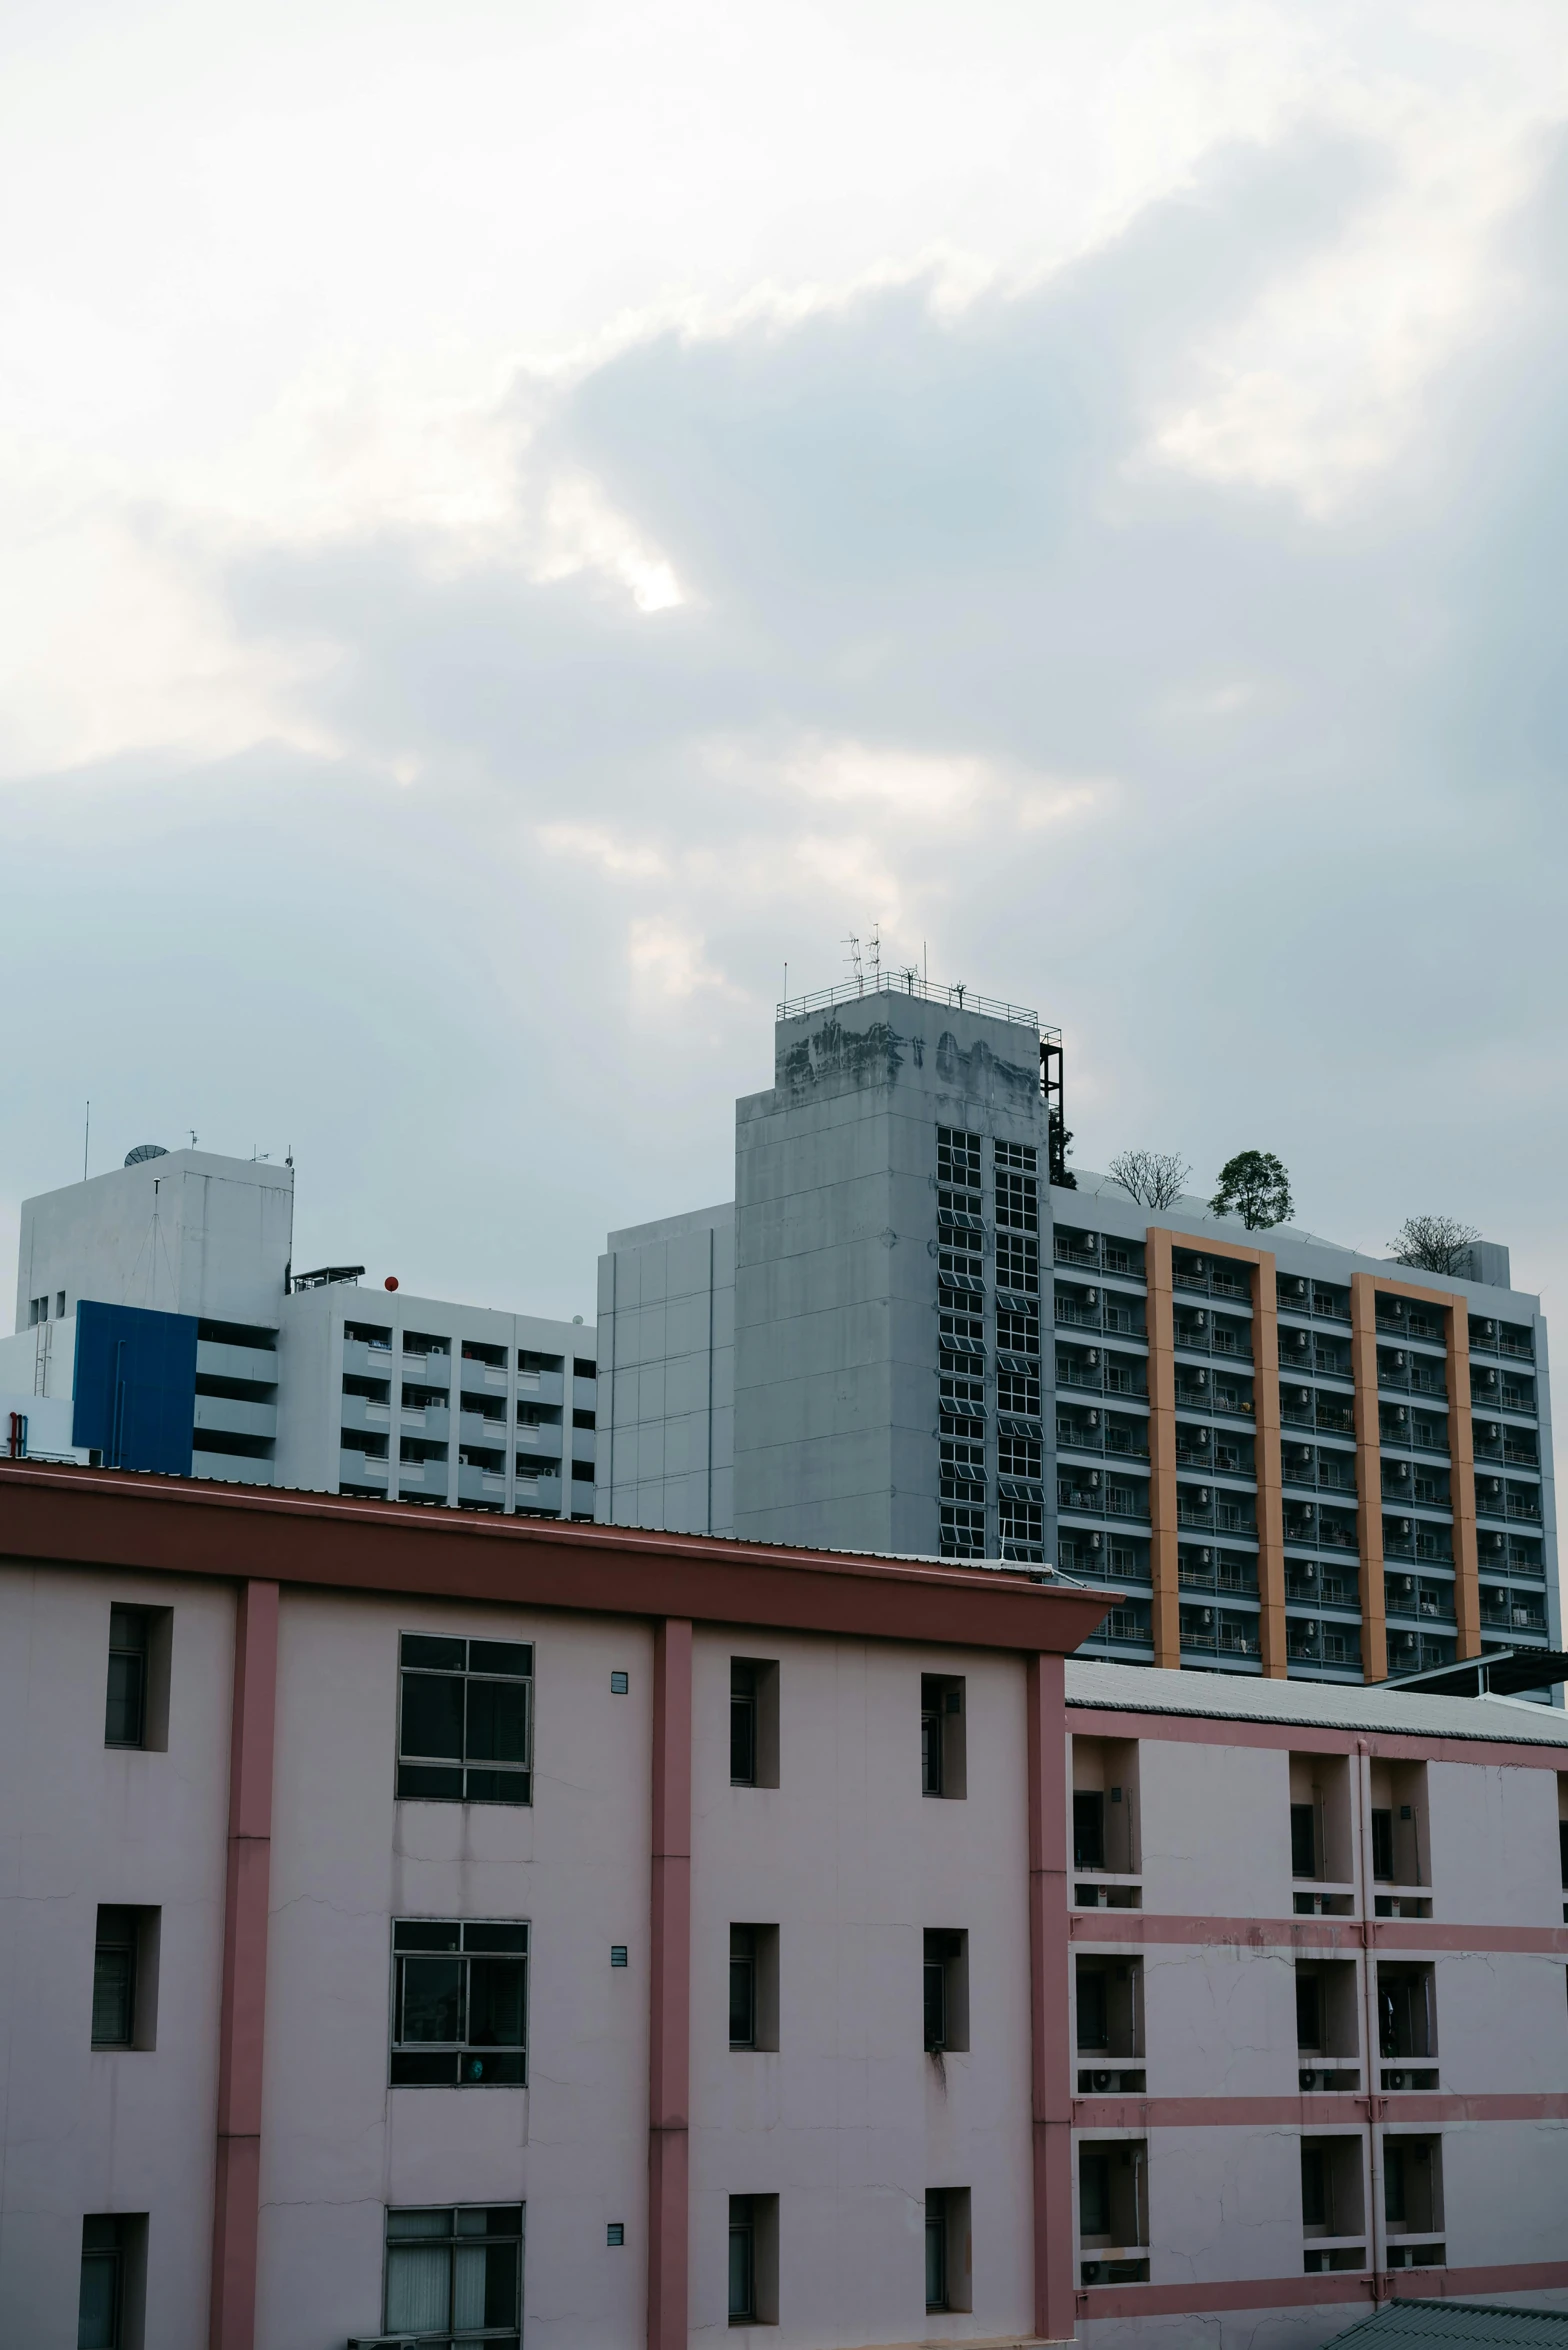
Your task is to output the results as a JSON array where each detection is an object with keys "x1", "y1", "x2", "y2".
[
  {"x1": 2, "y1": 1146, "x2": 596, "y2": 1519},
  {"x1": 2, "y1": 1461, "x2": 1566, "y2": 2350}
]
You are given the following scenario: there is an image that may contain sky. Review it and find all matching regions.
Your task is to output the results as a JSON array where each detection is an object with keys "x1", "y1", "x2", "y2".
[{"x1": 4, "y1": 0, "x2": 1568, "y2": 1362}]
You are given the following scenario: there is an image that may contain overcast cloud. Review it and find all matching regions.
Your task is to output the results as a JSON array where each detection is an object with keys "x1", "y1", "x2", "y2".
[{"x1": 3, "y1": 0, "x2": 1567, "y2": 1381}]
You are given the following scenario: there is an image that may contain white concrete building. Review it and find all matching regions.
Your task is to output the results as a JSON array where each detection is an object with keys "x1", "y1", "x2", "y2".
[
  {"x1": 3, "y1": 1145, "x2": 596, "y2": 1518},
  {"x1": 2, "y1": 1460, "x2": 1566, "y2": 2350}
]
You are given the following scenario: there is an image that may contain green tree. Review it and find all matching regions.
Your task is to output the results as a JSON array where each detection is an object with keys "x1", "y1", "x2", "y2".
[{"x1": 1210, "y1": 1150, "x2": 1294, "y2": 1231}]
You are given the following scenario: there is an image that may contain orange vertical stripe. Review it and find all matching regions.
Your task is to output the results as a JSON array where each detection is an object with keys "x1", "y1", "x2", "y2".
[
  {"x1": 1350, "y1": 1275, "x2": 1388, "y2": 1684},
  {"x1": 1146, "y1": 1230, "x2": 1180, "y2": 1668},
  {"x1": 1447, "y1": 1305, "x2": 1481, "y2": 1660},
  {"x1": 1251, "y1": 1252, "x2": 1287, "y2": 1678}
]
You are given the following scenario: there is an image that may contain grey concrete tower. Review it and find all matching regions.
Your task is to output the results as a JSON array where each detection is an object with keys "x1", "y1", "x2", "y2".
[{"x1": 731, "y1": 982, "x2": 1050, "y2": 1557}]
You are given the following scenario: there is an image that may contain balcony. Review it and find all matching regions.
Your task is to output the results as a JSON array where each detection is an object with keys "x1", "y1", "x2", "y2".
[
  {"x1": 457, "y1": 1460, "x2": 509, "y2": 1506},
  {"x1": 1384, "y1": 1577, "x2": 1455, "y2": 1624},
  {"x1": 194, "y1": 1393, "x2": 277, "y2": 1444},
  {"x1": 1479, "y1": 1593, "x2": 1547, "y2": 1634},
  {"x1": 340, "y1": 1391, "x2": 392, "y2": 1437},
  {"x1": 342, "y1": 1334, "x2": 396, "y2": 1381},
  {"x1": 339, "y1": 1444, "x2": 389, "y2": 1488},
  {"x1": 195, "y1": 1338, "x2": 278, "y2": 1388},
  {"x1": 1378, "y1": 1355, "x2": 1446, "y2": 1399},
  {"x1": 1174, "y1": 1312, "x2": 1253, "y2": 1362},
  {"x1": 1179, "y1": 1605, "x2": 1261, "y2": 1660},
  {"x1": 459, "y1": 1407, "x2": 508, "y2": 1449}
]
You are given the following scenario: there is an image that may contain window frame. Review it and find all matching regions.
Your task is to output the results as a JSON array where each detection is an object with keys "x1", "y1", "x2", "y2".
[
  {"x1": 383, "y1": 2202, "x2": 524, "y2": 2347},
  {"x1": 396, "y1": 1633, "x2": 534, "y2": 1806},
  {"x1": 390, "y1": 1919, "x2": 530, "y2": 2088}
]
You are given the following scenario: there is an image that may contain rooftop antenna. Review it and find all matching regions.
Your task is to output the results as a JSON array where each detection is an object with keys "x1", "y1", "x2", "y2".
[
  {"x1": 868, "y1": 922, "x2": 881, "y2": 990},
  {"x1": 844, "y1": 933, "x2": 863, "y2": 993},
  {"x1": 189, "y1": 1129, "x2": 198, "y2": 1149},
  {"x1": 82, "y1": 1100, "x2": 89, "y2": 1183}
]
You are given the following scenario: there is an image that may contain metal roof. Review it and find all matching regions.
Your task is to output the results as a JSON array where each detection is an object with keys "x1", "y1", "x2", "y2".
[
  {"x1": 1324, "y1": 2299, "x2": 1568, "y2": 2347},
  {"x1": 1064, "y1": 1657, "x2": 1568, "y2": 1749}
]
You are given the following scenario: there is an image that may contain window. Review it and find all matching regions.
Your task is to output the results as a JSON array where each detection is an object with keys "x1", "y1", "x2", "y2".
[
  {"x1": 1075, "y1": 1956, "x2": 1143, "y2": 2087},
  {"x1": 729, "y1": 1658, "x2": 779, "y2": 1787},
  {"x1": 1072, "y1": 1738, "x2": 1140, "y2": 1875},
  {"x1": 727, "y1": 2194, "x2": 778, "y2": 2326},
  {"x1": 1289, "y1": 1753, "x2": 1352, "y2": 1891},
  {"x1": 1384, "y1": 2135, "x2": 1444, "y2": 2241},
  {"x1": 937, "y1": 1127, "x2": 982, "y2": 1190},
  {"x1": 1078, "y1": 2141, "x2": 1149, "y2": 2284},
  {"x1": 391, "y1": 1921, "x2": 528, "y2": 2085},
  {"x1": 103, "y1": 1605, "x2": 170, "y2": 1751},
  {"x1": 939, "y1": 1502, "x2": 985, "y2": 1558},
  {"x1": 384, "y1": 2205, "x2": 523, "y2": 2347},
  {"x1": 78, "y1": 2217, "x2": 145, "y2": 2350},
  {"x1": 92, "y1": 1907, "x2": 158, "y2": 2050},
  {"x1": 518, "y1": 1350, "x2": 563, "y2": 1376},
  {"x1": 728, "y1": 1924, "x2": 778, "y2": 2050},
  {"x1": 397, "y1": 1634, "x2": 533, "y2": 1803},
  {"x1": 106, "y1": 1608, "x2": 149, "y2": 1747},
  {"x1": 1300, "y1": 2137, "x2": 1364, "y2": 2265},
  {"x1": 920, "y1": 1674, "x2": 966, "y2": 1798},
  {"x1": 572, "y1": 1408, "x2": 596, "y2": 1429},
  {"x1": 925, "y1": 2191, "x2": 948, "y2": 2311},
  {"x1": 923, "y1": 2187, "x2": 971, "y2": 2314},
  {"x1": 573, "y1": 1357, "x2": 597, "y2": 1380},
  {"x1": 1378, "y1": 1962, "x2": 1437, "y2": 2085},
  {"x1": 1291, "y1": 1804, "x2": 1317, "y2": 1880},
  {"x1": 923, "y1": 1929, "x2": 968, "y2": 2053}
]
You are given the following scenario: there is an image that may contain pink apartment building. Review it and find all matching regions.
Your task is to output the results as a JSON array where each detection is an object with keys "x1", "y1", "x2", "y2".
[{"x1": 0, "y1": 1462, "x2": 1565, "y2": 2350}]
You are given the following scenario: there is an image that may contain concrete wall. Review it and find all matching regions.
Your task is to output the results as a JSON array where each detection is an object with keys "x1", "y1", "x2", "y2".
[
  {"x1": 0, "y1": 1563, "x2": 234, "y2": 2344},
  {"x1": 258, "y1": 1590, "x2": 652, "y2": 2350},
  {"x1": 15, "y1": 1151, "x2": 294, "y2": 1333},
  {"x1": 733, "y1": 992, "x2": 1048, "y2": 1556},
  {"x1": 689, "y1": 1630, "x2": 1035, "y2": 2346},
  {"x1": 596, "y1": 1205, "x2": 734, "y2": 1537}
]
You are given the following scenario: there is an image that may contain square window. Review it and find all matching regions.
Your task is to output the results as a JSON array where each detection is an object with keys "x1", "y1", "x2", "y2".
[
  {"x1": 385, "y1": 2205, "x2": 523, "y2": 2347},
  {"x1": 611, "y1": 1945, "x2": 629, "y2": 1968},
  {"x1": 607, "y1": 2222, "x2": 625, "y2": 2247},
  {"x1": 610, "y1": 1670, "x2": 629, "y2": 1695},
  {"x1": 397, "y1": 1634, "x2": 533, "y2": 1805},
  {"x1": 79, "y1": 2216, "x2": 145, "y2": 2350},
  {"x1": 390, "y1": 1921, "x2": 528, "y2": 2087}
]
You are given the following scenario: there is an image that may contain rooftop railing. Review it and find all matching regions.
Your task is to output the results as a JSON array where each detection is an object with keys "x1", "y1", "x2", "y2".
[{"x1": 777, "y1": 974, "x2": 1051, "y2": 1031}]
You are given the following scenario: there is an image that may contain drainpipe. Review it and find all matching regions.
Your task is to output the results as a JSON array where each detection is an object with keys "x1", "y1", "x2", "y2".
[{"x1": 1354, "y1": 1741, "x2": 1388, "y2": 2295}]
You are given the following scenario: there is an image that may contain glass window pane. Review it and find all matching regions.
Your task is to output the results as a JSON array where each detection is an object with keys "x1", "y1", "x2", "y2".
[
  {"x1": 468, "y1": 1640, "x2": 533, "y2": 1679},
  {"x1": 465, "y1": 1678, "x2": 529, "y2": 1765},
  {"x1": 458, "y1": 2206, "x2": 523, "y2": 2235},
  {"x1": 104, "y1": 1651, "x2": 146, "y2": 1747},
  {"x1": 401, "y1": 1672, "x2": 464, "y2": 1761},
  {"x1": 387, "y1": 2208, "x2": 454, "y2": 2239},
  {"x1": 394, "y1": 1921, "x2": 462, "y2": 1953},
  {"x1": 399, "y1": 1957, "x2": 464, "y2": 2044},
  {"x1": 467, "y1": 1959, "x2": 527, "y2": 2049},
  {"x1": 92, "y1": 1947, "x2": 134, "y2": 2048},
  {"x1": 401, "y1": 1633, "x2": 466, "y2": 1669},
  {"x1": 728, "y1": 2214, "x2": 753, "y2": 2320},
  {"x1": 386, "y1": 2242, "x2": 451, "y2": 2331},
  {"x1": 77, "y1": 2250, "x2": 119, "y2": 2350},
  {"x1": 482, "y1": 2239, "x2": 520, "y2": 2325},
  {"x1": 462, "y1": 1923, "x2": 528, "y2": 1954},
  {"x1": 396, "y1": 1762, "x2": 464, "y2": 1802},
  {"x1": 463, "y1": 1767, "x2": 530, "y2": 1805}
]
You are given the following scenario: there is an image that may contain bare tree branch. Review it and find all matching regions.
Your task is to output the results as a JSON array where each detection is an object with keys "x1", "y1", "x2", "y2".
[
  {"x1": 1108, "y1": 1148, "x2": 1191, "y2": 1210},
  {"x1": 1388, "y1": 1215, "x2": 1480, "y2": 1276}
]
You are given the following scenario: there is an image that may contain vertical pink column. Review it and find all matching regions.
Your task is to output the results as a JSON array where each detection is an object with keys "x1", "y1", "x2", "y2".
[
  {"x1": 210, "y1": 1580, "x2": 280, "y2": 2350},
  {"x1": 648, "y1": 1618, "x2": 693, "y2": 2350},
  {"x1": 1026, "y1": 1650, "x2": 1074, "y2": 2344}
]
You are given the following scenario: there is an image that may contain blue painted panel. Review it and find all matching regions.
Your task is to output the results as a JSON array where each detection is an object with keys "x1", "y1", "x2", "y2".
[{"x1": 72, "y1": 1301, "x2": 198, "y2": 1476}]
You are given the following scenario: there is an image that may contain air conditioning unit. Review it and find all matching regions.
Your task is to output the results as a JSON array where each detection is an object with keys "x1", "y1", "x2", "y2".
[
  {"x1": 1086, "y1": 1289, "x2": 1099, "y2": 1306},
  {"x1": 1087, "y1": 1409, "x2": 1100, "y2": 1427},
  {"x1": 1299, "y1": 2069, "x2": 1318, "y2": 2090},
  {"x1": 1092, "y1": 2069, "x2": 1114, "y2": 2091},
  {"x1": 1086, "y1": 1349, "x2": 1101, "y2": 1367},
  {"x1": 1194, "y1": 1309, "x2": 1208, "y2": 1327},
  {"x1": 1384, "y1": 2070, "x2": 1409, "y2": 2091}
]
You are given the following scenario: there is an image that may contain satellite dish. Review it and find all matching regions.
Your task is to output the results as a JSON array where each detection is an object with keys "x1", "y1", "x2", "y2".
[{"x1": 124, "y1": 1143, "x2": 169, "y2": 1166}]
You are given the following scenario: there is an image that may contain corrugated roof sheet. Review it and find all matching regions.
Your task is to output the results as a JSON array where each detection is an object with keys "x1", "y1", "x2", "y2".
[
  {"x1": 1325, "y1": 2299, "x2": 1568, "y2": 2346},
  {"x1": 1064, "y1": 1657, "x2": 1568, "y2": 1749}
]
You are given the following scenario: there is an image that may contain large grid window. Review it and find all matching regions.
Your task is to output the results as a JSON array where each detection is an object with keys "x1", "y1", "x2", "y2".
[
  {"x1": 940, "y1": 1502, "x2": 986, "y2": 1559},
  {"x1": 995, "y1": 1231, "x2": 1039, "y2": 1292},
  {"x1": 384, "y1": 2205, "x2": 523, "y2": 2346},
  {"x1": 105, "y1": 1608, "x2": 150, "y2": 1747},
  {"x1": 937, "y1": 1129, "x2": 982, "y2": 1191},
  {"x1": 397, "y1": 1634, "x2": 533, "y2": 1803},
  {"x1": 391, "y1": 1920, "x2": 528, "y2": 2086}
]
